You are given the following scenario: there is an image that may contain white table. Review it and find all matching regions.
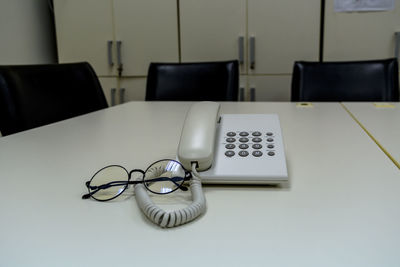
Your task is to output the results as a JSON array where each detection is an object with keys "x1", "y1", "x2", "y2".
[
  {"x1": 342, "y1": 102, "x2": 400, "y2": 169},
  {"x1": 0, "y1": 102, "x2": 399, "y2": 267}
]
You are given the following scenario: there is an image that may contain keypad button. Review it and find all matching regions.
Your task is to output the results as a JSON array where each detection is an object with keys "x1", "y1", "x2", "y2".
[
  {"x1": 239, "y1": 137, "x2": 249, "y2": 143},
  {"x1": 225, "y1": 144, "x2": 236, "y2": 149},
  {"x1": 252, "y1": 151, "x2": 263, "y2": 157},
  {"x1": 238, "y1": 151, "x2": 249, "y2": 157},
  {"x1": 252, "y1": 137, "x2": 262, "y2": 143},
  {"x1": 239, "y1": 144, "x2": 249, "y2": 149},
  {"x1": 267, "y1": 151, "x2": 275, "y2": 156},
  {"x1": 227, "y1": 132, "x2": 236, "y2": 137},
  {"x1": 252, "y1": 131, "x2": 262, "y2": 136},
  {"x1": 226, "y1": 138, "x2": 236, "y2": 143},
  {"x1": 252, "y1": 144, "x2": 262, "y2": 149},
  {"x1": 266, "y1": 132, "x2": 274, "y2": 136},
  {"x1": 225, "y1": 151, "x2": 235, "y2": 157},
  {"x1": 266, "y1": 138, "x2": 274, "y2": 142},
  {"x1": 239, "y1": 132, "x2": 249, "y2": 136},
  {"x1": 267, "y1": 144, "x2": 274, "y2": 149}
]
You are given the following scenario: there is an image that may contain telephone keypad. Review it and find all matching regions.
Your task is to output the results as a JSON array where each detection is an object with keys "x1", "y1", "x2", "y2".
[
  {"x1": 202, "y1": 114, "x2": 287, "y2": 184},
  {"x1": 223, "y1": 131, "x2": 276, "y2": 158}
]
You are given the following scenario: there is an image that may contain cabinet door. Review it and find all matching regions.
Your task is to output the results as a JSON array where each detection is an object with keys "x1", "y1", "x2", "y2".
[
  {"x1": 119, "y1": 78, "x2": 147, "y2": 102},
  {"x1": 324, "y1": 0, "x2": 400, "y2": 61},
  {"x1": 248, "y1": 0, "x2": 320, "y2": 74},
  {"x1": 54, "y1": 0, "x2": 116, "y2": 76},
  {"x1": 248, "y1": 75, "x2": 291, "y2": 101},
  {"x1": 180, "y1": 0, "x2": 247, "y2": 73},
  {"x1": 239, "y1": 75, "x2": 247, "y2": 101},
  {"x1": 113, "y1": 0, "x2": 179, "y2": 76},
  {"x1": 98, "y1": 77, "x2": 118, "y2": 106}
]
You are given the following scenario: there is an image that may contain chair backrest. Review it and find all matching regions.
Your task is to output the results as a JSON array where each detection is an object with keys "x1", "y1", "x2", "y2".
[
  {"x1": 291, "y1": 58, "x2": 399, "y2": 101},
  {"x1": 0, "y1": 62, "x2": 108, "y2": 136},
  {"x1": 145, "y1": 60, "x2": 239, "y2": 101}
]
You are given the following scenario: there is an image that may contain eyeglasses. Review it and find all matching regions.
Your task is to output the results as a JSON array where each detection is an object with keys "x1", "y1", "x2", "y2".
[{"x1": 82, "y1": 159, "x2": 192, "y2": 201}]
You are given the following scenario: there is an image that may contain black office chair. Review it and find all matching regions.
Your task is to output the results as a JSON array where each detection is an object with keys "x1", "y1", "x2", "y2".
[
  {"x1": 0, "y1": 62, "x2": 108, "y2": 136},
  {"x1": 145, "y1": 60, "x2": 239, "y2": 101},
  {"x1": 291, "y1": 58, "x2": 399, "y2": 101}
]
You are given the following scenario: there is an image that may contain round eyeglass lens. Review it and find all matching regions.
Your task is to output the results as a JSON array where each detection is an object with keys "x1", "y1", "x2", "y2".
[
  {"x1": 88, "y1": 165, "x2": 129, "y2": 201},
  {"x1": 143, "y1": 160, "x2": 186, "y2": 194}
]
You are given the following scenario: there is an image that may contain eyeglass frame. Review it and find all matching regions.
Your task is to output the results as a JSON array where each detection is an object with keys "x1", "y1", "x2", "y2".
[{"x1": 82, "y1": 159, "x2": 192, "y2": 201}]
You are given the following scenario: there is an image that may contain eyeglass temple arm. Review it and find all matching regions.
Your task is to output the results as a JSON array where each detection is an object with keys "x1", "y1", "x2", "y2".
[
  {"x1": 87, "y1": 177, "x2": 188, "y2": 191},
  {"x1": 140, "y1": 176, "x2": 190, "y2": 191},
  {"x1": 82, "y1": 175, "x2": 192, "y2": 199},
  {"x1": 82, "y1": 180, "x2": 143, "y2": 199}
]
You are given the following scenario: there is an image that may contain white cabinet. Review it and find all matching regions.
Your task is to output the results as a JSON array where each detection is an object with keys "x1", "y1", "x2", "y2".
[
  {"x1": 323, "y1": 0, "x2": 400, "y2": 61},
  {"x1": 179, "y1": 0, "x2": 320, "y2": 101},
  {"x1": 55, "y1": 0, "x2": 322, "y2": 102},
  {"x1": 248, "y1": 0, "x2": 320, "y2": 101}
]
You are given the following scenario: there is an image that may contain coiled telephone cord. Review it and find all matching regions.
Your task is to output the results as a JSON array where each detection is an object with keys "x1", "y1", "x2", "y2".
[{"x1": 134, "y1": 163, "x2": 206, "y2": 228}]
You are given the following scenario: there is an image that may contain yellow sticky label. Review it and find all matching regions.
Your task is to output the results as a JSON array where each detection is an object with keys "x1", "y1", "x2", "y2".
[
  {"x1": 296, "y1": 102, "x2": 313, "y2": 108},
  {"x1": 373, "y1": 103, "x2": 396, "y2": 108}
]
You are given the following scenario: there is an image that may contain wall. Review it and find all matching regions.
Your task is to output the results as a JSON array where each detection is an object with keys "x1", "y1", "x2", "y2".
[{"x1": 0, "y1": 0, "x2": 57, "y2": 64}]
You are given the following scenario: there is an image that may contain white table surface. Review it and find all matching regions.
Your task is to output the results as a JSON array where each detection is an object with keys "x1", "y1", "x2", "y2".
[
  {"x1": 342, "y1": 102, "x2": 400, "y2": 168},
  {"x1": 0, "y1": 102, "x2": 399, "y2": 267}
]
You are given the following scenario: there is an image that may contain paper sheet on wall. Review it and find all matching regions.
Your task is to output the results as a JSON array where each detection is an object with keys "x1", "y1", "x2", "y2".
[{"x1": 334, "y1": 0, "x2": 395, "y2": 12}]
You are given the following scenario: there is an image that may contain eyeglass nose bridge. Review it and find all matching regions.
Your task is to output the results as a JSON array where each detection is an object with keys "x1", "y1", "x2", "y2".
[{"x1": 128, "y1": 169, "x2": 145, "y2": 180}]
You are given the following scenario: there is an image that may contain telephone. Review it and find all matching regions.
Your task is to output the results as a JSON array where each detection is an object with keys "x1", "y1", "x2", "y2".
[
  {"x1": 177, "y1": 101, "x2": 288, "y2": 184},
  {"x1": 135, "y1": 101, "x2": 288, "y2": 228}
]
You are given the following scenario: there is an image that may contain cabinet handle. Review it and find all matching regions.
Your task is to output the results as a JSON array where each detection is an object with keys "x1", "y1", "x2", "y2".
[
  {"x1": 238, "y1": 36, "x2": 244, "y2": 65},
  {"x1": 250, "y1": 87, "x2": 256, "y2": 102},
  {"x1": 119, "y1": 88, "x2": 126, "y2": 104},
  {"x1": 111, "y1": 88, "x2": 116, "y2": 106},
  {"x1": 116, "y1": 40, "x2": 123, "y2": 75},
  {"x1": 107, "y1": 40, "x2": 114, "y2": 66},
  {"x1": 395, "y1": 32, "x2": 400, "y2": 61},
  {"x1": 249, "y1": 36, "x2": 255, "y2": 70},
  {"x1": 239, "y1": 87, "x2": 245, "y2": 101}
]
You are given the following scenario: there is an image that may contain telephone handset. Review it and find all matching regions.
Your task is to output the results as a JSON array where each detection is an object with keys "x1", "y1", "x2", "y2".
[{"x1": 177, "y1": 102, "x2": 220, "y2": 171}]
